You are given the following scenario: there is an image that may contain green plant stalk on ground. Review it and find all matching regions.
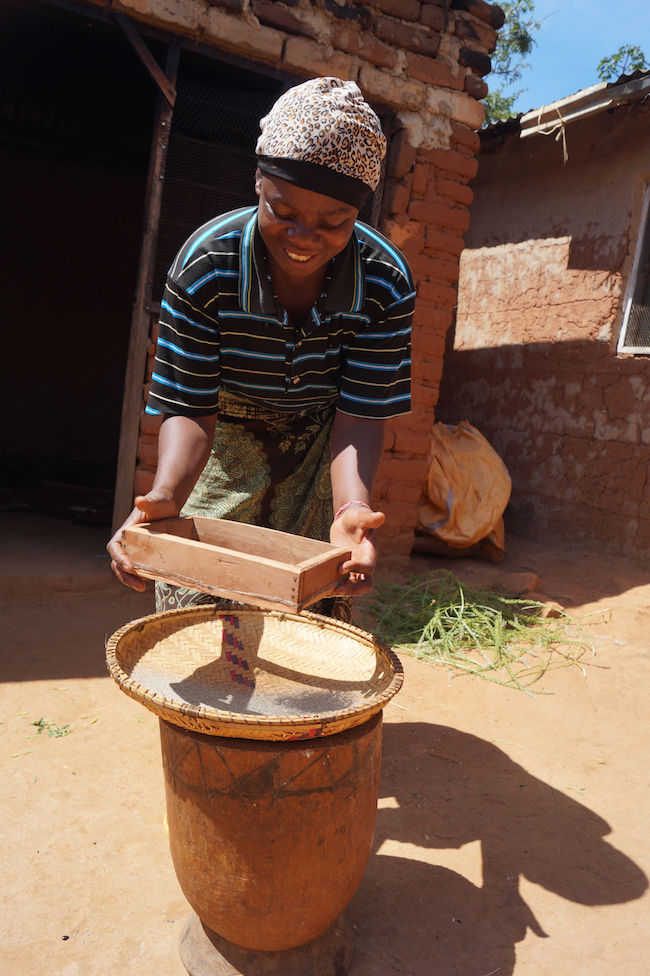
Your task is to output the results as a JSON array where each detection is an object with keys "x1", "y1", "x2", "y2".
[{"x1": 363, "y1": 571, "x2": 591, "y2": 695}]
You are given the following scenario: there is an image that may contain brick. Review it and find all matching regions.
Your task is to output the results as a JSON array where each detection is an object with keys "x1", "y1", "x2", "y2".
[
  {"x1": 400, "y1": 238, "x2": 427, "y2": 265},
  {"x1": 436, "y1": 178, "x2": 474, "y2": 205},
  {"x1": 426, "y1": 87, "x2": 485, "y2": 129},
  {"x1": 330, "y1": 23, "x2": 398, "y2": 69},
  {"x1": 382, "y1": 176, "x2": 413, "y2": 216},
  {"x1": 139, "y1": 411, "x2": 162, "y2": 436},
  {"x1": 424, "y1": 225, "x2": 466, "y2": 256},
  {"x1": 420, "y1": 146, "x2": 478, "y2": 179},
  {"x1": 406, "y1": 51, "x2": 464, "y2": 89},
  {"x1": 134, "y1": 466, "x2": 155, "y2": 497},
  {"x1": 423, "y1": 246, "x2": 463, "y2": 265},
  {"x1": 251, "y1": 0, "x2": 319, "y2": 39},
  {"x1": 376, "y1": 15, "x2": 442, "y2": 57},
  {"x1": 380, "y1": 483, "x2": 418, "y2": 510},
  {"x1": 381, "y1": 216, "x2": 425, "y2": 253},
  {"x1": 206, "y1": 0, "x2": 244, "y2": 10},
  {"x1": 358, "y1": 65, "x2": 426, "y2": 111},
  {"x1": 413, "y1": 304, "x2": 454, "y2": 331},
  {"x1": 413, "y1": 369, "x2": 440, "y2": 400},
  {"x1": 384, "y1": 427, "x2": 397, "y2": 451},
  {"x1": 371, "y1": 0, "x2": 421, "y2": 20},
  {"x1": 137, "y1": 434, "x2": 159, "y2": 468},
  {"x1": 420, "y1": 365, "x2": 444, "y2": 388},
  {"x1": 420, "y1": 321, "x2": 449, "y2": 347},
  {"x1": 415, "y1": 278, "x2": 459, "y2": 307},
  {"x1": 379, "y1": 458, "x2": 430, "y2": 482},
  {"x1": 117, "y1": 0, "x2": 206, "y2": 33},
  {"x1": 378, "y1": 528, "x2": 416, "y2": 546},
  {"x1": 411, "y1": 161, "x2": 429, "y2": 196},
  {"x1": 283, "y1": 35, "x2": 356, "y2": 80},
  {"x1": 464, "y1": 71, "x2": 489, "y2": 100},
  {"x1": 390, "y1": 432, "x2": 431, "y2": 456},
  {"x1": 420, "y1": 254, "x2": 460, "y2": 281},
  {"x1": 323, "y1": 0, "x2": 372, "y2": 29},
  {"x1": 409, "y1": 198, "x2": 471, "y2": 232},
  {"x1": 417, "y1": 334, "x2": 447, "y2": 362},
  {"x1": 387, "y1": 127, "x2": 417, "y2": 180},
  {"x1": 420, "y1": 3, "x2": 447, "y2": 31},
  {"x1": 449, "y1": 119, "x2": 481, "y2": 153},
  {"x1": 205, "y1": 8, "x2": 283, "y2": 60},
  {"x1": 453, "y1": 12, "x2": 498, "y2": 51},
  {"x1": 451, "y1": 0, "x2": 505, "y2": 30},
  {"x1": 458, "y1": 45, "x2": 491, "y2": 76}
]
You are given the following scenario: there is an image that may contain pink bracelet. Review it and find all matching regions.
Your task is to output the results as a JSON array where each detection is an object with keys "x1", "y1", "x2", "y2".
[{"x1": 334, "y1": 500, "x2": 371, "y2": 521}]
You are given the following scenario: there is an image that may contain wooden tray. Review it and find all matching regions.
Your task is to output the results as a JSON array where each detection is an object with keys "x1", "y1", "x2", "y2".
[{"x1": 121, "y1": 517, "x2": 351, "y2": 613}]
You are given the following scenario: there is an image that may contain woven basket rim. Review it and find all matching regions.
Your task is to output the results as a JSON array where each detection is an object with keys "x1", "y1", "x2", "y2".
[{"x1": 105, "y1": 604, "x2": 403, "y2": 738}]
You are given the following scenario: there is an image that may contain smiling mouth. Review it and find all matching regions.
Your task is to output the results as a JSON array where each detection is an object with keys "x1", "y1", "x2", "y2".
[{"x1": 285, "y1": 249, "x2": 313, "y2": 263}]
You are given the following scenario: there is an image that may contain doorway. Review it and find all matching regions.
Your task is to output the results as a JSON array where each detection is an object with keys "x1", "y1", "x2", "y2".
[{"x1": 0, "y1": 0, "x2": 156, "y2": 523}]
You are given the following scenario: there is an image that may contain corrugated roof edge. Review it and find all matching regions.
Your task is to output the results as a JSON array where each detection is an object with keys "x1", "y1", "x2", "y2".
[{"x1": 480, "y1": 68, "x2": 650, "y2": 142}]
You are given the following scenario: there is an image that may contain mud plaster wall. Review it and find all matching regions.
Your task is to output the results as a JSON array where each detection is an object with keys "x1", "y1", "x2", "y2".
[
  {"x1": 438, "y1": 102, "x2": 650, "y2": 558},
  {"x1": 90, "y1": 0, "x2": 504, "y2": 556}
]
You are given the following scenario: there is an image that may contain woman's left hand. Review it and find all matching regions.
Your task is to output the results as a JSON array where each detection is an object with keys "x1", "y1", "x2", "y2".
[{"x1": 329, "y1": 504, "x2": 385, "y2": 596}]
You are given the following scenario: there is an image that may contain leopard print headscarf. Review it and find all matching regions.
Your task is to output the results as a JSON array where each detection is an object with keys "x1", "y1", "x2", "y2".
[{"x1": 256, "y1": 77, "x2": 386, "y2": 208}]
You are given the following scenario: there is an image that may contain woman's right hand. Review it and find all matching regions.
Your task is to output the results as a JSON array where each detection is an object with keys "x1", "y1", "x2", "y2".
[{"x1": 106, "y1": 489, "x2": 179, "y2": 591}]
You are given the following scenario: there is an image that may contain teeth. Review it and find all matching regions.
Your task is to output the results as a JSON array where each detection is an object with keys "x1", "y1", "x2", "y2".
[{"x1": 287, "y1": 251, "x2": 310, "y2": 262}]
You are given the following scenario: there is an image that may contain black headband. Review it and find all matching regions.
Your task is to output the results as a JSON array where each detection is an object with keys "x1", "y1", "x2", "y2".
[{"x1": 256, "y1": 155, "x2": 371, "y2": 210}]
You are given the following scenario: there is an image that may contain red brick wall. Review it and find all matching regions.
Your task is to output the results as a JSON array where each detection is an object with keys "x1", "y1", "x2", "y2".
[
  {"x1": 108, "y1": 0, "x2": 503, "y2": 555},
  {"x1": 438, "y1": 102, "x2": 650, "y2": 558}
]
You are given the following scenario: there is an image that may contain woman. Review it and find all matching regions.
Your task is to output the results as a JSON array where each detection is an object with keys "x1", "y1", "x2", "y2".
[{"x1": 108, "y1": 77, "x2": 415, "y2": 618}]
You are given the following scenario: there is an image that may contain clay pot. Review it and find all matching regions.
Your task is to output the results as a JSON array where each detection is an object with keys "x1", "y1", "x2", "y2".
[{"x1": 159, "y1": 712, "x2": 382, "y2": 952}]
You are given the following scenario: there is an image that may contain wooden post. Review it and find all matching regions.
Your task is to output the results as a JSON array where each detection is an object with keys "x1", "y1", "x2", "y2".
[{"x1": 111, "y1": 40, "x2": 180, "y2": 533}]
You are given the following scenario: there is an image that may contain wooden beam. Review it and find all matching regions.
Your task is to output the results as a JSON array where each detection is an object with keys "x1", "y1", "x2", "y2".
[
  {"x1": 113, "y1": 12, "x2": 176, "y2": 107},
  {"x1": 112, "y1": 42, "x2": 180, "y2": 533}
]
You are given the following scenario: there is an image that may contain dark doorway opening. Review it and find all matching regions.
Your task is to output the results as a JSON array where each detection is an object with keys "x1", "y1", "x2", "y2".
[{"x1": 0, "y1": 0, "x2": 156, "y2": 524}]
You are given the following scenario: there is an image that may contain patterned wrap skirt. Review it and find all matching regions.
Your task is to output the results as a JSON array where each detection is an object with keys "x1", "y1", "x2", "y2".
[{"x1": 154, "y1": 389, "x2": 352, "y2": 621}]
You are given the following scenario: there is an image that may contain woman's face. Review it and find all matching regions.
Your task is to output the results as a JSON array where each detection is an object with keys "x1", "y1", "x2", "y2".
[{"x1": 255, "y1": 171, "x2": 358, "y2": 286}]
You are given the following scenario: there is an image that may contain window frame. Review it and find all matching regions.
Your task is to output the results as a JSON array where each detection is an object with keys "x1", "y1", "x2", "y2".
[{"x1": 618, "y1": 183, "x2": 650, "y2": 354}]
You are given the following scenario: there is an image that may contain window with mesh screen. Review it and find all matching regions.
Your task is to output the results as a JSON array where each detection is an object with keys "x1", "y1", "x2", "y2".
[
  {"x1": 152, "y1": 58, "x2": 285, "y2": 302},
  {"x1": 618, "y1": 185, "x2": 650, "y2": 354}
]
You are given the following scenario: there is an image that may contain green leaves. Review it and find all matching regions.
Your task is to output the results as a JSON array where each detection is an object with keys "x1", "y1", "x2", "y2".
[
  {"x1": 597, "y1": 45, "x2": 648, "y2": 82},
  {"x1": 492, "y1": 0, "x2": 540, "y2": 85},
  {"x1": 32, "y1": 717, "x2": 72, "y2": 738},
  {"x1": 364, "y1": 571, "x2": 589, "y2": 694},
  {"x1": 483, "y1": 0, "x2": 541, "y2": 124}
]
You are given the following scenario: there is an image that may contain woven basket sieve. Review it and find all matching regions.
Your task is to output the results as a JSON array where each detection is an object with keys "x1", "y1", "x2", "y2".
[{"x1": 105, "y1": 605, "x2": 403, "y2": 740}]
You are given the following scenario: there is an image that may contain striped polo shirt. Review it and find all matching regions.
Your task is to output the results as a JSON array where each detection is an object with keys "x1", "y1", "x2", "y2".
[{"x1": 147, "y1": 207, "x2": 414, "y2": 421}]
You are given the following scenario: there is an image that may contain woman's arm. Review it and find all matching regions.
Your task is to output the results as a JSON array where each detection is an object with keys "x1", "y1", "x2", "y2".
[
  {"x1": 329, "y1": 412, "x2": 386, "y2": 596},
  {"x1": 107, "y1": 413, "x2": 217, "y2": 590}
]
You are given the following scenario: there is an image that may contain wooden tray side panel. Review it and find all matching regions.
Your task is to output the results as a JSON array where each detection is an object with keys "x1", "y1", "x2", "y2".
[
  {"x1": 122, "y1": 527, "x2": 299, "y2": 608},
  {"x1": 191, "y1": 517, "x2": 335, "y2": 563},
  {"x1": 297, "y1": 552, "x2": 350, "y2": 607},
  {"x1": 121, "y1": 519, "x2": 350, "y2": 612},
  {"x1": 143, "y1": 517, "x2": 199, "y2": 540}
]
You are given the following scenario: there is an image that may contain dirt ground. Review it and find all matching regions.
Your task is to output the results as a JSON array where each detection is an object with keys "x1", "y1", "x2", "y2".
[{"x1": 2, "y1": 510, "x2": 649, "y2": 976}]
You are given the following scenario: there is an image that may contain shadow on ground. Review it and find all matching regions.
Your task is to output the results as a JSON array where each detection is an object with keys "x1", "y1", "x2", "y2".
[{"x1": 347, "y1": 721, "x2": 648, "y2": 976}]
